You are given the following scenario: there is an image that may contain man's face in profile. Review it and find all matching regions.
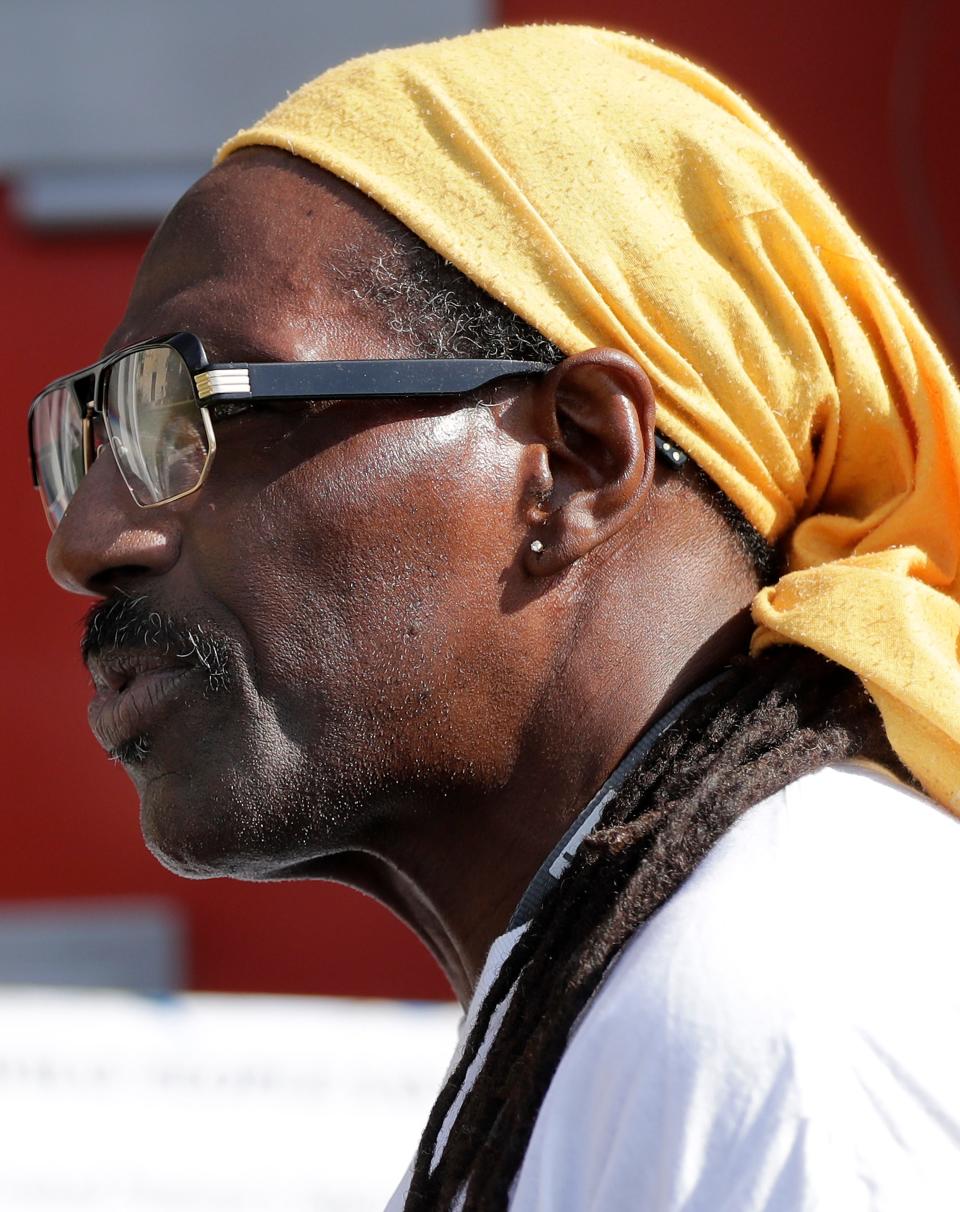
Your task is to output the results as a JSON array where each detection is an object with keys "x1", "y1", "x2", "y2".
[{"x1": 46, "y1": 150, "x2": 540, "y2": 881}]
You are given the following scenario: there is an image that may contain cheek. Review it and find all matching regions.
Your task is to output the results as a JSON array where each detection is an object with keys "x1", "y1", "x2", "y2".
[{"x1": 195, "y1": 411, "x2": 519, "y2": 737}]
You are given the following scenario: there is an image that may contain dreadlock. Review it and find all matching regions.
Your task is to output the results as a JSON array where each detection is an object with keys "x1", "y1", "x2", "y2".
[
  {"x1": 406, "y1": 648, "x2": 903, "y2": 1210},
  {"x1": 341, "y1": 223, "x2": 900, "y2": 1209}
]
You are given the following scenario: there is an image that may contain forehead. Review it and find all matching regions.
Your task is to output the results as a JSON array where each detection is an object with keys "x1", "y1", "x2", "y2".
[{"x1": 107, "y1": 149, "x2": 411, "y2": 363}]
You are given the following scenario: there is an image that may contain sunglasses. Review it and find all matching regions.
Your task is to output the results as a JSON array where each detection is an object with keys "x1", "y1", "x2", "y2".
[{"x1": 28, "y1": 332, "x2": 687, "y2": 531}]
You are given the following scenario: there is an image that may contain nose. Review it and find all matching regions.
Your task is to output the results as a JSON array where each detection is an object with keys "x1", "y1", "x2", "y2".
[{"x1": 46, "y1": 445, "x2": 181, "y2": 596}]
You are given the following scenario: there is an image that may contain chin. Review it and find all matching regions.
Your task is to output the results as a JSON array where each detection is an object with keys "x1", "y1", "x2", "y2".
[
  {"x1": 128, "y1": 721, "x2": 384, "y2": 879},
  {"x1": 135, "y1": 763, "x2": 333, "y2": 882},
  {"x1": 137, "y1": 774, "x2": 260, "y2": 880},
  {"x1": 141, "y1": 807, "x2": 233, "y2": 879}
]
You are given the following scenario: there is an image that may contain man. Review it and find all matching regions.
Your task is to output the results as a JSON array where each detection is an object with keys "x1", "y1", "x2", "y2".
[{"x1": 28, "y1": 25, "x2": 960, "y2": 1211}]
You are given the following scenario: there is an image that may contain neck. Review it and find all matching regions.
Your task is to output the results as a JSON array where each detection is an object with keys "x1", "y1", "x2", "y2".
[
  {"x1": 312, "y1": 628, "x2": 747, "y2": 1005},
  {"x1": 303, "y1": 518, "x2": 759, "y2": 1004}
]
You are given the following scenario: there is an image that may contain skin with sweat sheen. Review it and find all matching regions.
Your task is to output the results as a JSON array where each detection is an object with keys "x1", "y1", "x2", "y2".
[{"x1": 47, "y1": 148, "x2": 759, "y2": 1004}]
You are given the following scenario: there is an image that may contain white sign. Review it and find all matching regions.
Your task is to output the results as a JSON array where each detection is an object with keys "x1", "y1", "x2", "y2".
[{"x1": 0, "y1": 988, "x2": 460, "y2": 1210}]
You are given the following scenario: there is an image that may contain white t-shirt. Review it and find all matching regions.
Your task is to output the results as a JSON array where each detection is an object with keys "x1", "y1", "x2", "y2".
[{"x1": 387, "y1": 763, "x2": 960, "y2": 1211}]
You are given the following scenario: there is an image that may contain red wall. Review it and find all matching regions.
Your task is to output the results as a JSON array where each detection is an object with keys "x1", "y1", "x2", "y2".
[{"x1": 2, "y1": 0, "x2": 957, "y2": 996}]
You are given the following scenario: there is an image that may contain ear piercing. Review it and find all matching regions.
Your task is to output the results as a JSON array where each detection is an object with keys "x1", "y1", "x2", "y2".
[{"x1": 526, "y1": 438, "x2": 685, "y2": 561}]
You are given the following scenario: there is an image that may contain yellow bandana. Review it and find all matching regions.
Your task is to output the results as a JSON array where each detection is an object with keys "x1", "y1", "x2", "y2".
[{"x1": 219, "y1": 25, "x2": 960, "y2": 811}]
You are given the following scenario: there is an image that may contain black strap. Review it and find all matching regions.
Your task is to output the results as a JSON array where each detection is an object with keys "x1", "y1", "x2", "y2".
[{"x1": 507, "y1": 671, "x2": 731, "y2": 930}]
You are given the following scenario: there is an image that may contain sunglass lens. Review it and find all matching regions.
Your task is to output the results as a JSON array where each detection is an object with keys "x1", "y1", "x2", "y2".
[
  {"x1": 104, "y1": 345, "x2": 210, "y2": 506},
  {"x1": 31, "y1": 385, "x2": 85, "y2": 530}
]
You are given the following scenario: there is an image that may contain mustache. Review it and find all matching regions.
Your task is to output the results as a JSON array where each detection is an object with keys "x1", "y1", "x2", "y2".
[{"x1": 82, "y1": 593, "x2": 233, "y2": 694}]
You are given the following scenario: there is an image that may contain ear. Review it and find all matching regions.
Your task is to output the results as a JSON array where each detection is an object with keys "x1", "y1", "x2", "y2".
[{"x1": 521, "y1": 348, "x2": 656, "y2": 575}]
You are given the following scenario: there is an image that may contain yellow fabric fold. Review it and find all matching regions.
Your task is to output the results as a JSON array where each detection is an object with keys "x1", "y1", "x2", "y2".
[{"x1": 218, "y1": 24, "x2": 960, "y2": 812}]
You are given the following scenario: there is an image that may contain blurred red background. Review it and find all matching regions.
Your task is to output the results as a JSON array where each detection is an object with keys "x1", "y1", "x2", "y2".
[{"x1": 2, "y1": 0, "x2": 958, "y2": 997}]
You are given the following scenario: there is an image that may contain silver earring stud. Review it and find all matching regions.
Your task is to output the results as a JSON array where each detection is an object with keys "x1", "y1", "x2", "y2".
[{"x1": 530, "y1": 539, "x2": 544, "y2": 554}]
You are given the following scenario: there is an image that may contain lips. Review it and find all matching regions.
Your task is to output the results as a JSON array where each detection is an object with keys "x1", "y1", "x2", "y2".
[{"x1": 87, "y1": 652, "x2": 195, "y2": 757}]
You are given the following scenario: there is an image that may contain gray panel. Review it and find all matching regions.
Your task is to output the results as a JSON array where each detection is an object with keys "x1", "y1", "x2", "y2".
[
  {"x1": 0, "y1": 0, "x2": 487, "y2": 168},
  {"x1": 0, "y1": 900, "x2": 185, "y2": 992},
  {"x1": 9, "y1": 163, "x2": 205, "y2": 226}
]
